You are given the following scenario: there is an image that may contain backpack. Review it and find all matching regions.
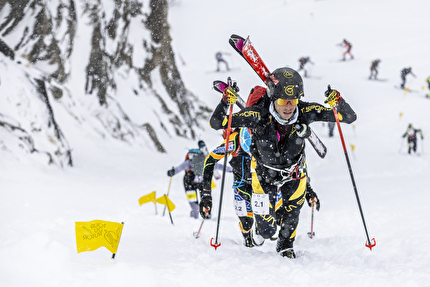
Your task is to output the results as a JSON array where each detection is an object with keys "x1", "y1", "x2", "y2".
[{"x1": 188, "y1": 150, "x2": 206, "y2": 176}]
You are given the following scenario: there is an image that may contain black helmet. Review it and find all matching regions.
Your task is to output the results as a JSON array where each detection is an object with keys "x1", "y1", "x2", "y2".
[
  {"x1": 267, "y1": 67, "x2": 304, "y2": 100},
  {"x1": 198, "y1": 140, "x2": 206, "y2": 148}
]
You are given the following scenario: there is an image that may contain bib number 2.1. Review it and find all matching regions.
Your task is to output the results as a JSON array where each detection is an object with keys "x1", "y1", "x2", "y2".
[{"x1": 252, "y1": 193, "x2": 269, "y2": 215}]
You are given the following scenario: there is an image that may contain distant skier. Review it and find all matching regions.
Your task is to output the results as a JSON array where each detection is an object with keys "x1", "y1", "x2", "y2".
[
  {"x1": 369, "y1": 59, "x2": 381, "y2": 80},
  {"x1": 297, "y1": 56, "x2": 314, "y2": 77},
  {"x1": 400, "y1": 67, "x2": 416, "y2": 89},
  {"x1": 402, "y1": 124, "x2": 424, "y2": 154},
  {"x1": 338, "y1": 39, "x2": 354, "y2": 61},
  {"x1": 215, "y1": 52, "x2": 230, "y2": 72},
  {"x1": 166, "y1": 140, "x2": 227, "y2": 218}
]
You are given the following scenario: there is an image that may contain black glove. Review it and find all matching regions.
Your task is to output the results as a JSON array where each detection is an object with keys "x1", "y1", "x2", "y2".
[
  {"x1": 295, "y1": 123, "x2": 311, "y2": 138},
  {"x1": 199, "y1": 189, "x2": 212, "y2": 219},
  {"x1": 324, "y1": 85, "x2": 342, "y2": 107},
  {"x1": 167, "y1": 167, "x2": 175, "y2": 177},
  {"x1": 305, "y1": 184, "x2": 320, "y2": 211}
]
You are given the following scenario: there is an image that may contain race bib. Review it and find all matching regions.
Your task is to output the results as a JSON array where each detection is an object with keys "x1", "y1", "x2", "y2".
[
  {"x1": 252, "y1": 193, "x2": 269, "y2": 215},
  {"x1": 234, "y1": 199, "x2": 247, "y2": 217}
]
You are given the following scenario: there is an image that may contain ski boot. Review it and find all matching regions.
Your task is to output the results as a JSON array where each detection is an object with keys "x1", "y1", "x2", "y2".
[
  {"x1": 242, "y1": 231, "x2": 255, "y2": 248},
  {"x1": 276, "y1": 233, "x2": 296, "y2": 259}
]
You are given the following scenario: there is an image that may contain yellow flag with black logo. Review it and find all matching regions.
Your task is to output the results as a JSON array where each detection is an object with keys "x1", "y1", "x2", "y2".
[
  {"x1": 138, "y1": 191, "x2": 156, "y2": 206},
  {"x1": 75, "y1": 220, "x2": 124, "y2": 254},
  {"x1": 156, "y1": 195, "x2": 175, "y2": 212}
]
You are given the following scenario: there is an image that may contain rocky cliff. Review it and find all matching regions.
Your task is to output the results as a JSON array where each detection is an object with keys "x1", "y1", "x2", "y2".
[{"x1": 0, "y1": 0, "x2": 210, "y2": 167}]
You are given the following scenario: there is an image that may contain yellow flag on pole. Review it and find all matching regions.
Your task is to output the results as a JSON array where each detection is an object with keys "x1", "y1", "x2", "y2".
[
  {"x1": 156, "y1": 195, "x2": 175, "y2": 212},
  {"x1": 75, "y1": 220, "x2": 124, "y2": 254},
  {"x1": 139, "y1": 191, "x2": 157, "y2": 206}
]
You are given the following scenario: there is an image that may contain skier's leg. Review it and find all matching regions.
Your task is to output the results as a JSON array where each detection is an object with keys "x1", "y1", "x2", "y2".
[
  {"x1": 276, "y1": 176, "x2": 307, "y2": 258},
  {"x1": 233, "y1": 181, "x2": 255, "y2": 247},
  {"x1": 223, "y1": 59, "x2": 230, "y2": 71},
  {"x1": 407, "y1": 138, "x2": 412, "y2": 154},
  {"x1": 183, "y1": 173, "x2": 200, "y2": 218},
  {"x1": 252, "y1": 173, "x2": 277, "y2": 239}
]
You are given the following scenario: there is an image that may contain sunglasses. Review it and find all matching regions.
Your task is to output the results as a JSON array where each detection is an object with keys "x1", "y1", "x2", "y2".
[{"x1": 275, "y1": 98, "x2": 299, "y2": 106}]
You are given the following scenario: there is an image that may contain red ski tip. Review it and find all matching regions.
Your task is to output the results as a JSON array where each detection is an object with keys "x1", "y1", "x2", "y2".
[
  {"x1": 365, "y1": 238, "x2": 376, "y2": 250},
  {"x1": 210, "y1": 238, "x2": 221, "y2": 250}
]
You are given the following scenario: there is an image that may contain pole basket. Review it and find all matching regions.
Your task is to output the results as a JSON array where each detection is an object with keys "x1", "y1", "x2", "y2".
[
  {"x1": 365, "y1": 238, "x2": 376, "y2": 250},
  {"x1": 210, "y1": 238, "x2": 221, "y2": 250}
]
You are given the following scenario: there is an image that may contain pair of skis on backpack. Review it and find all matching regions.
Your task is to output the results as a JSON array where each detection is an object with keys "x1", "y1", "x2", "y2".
[{"x1": 212, "y1": 34, "x2": 327, "y2": 159}]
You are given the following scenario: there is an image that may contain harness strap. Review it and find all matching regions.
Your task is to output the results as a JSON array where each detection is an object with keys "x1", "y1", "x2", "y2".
[{"x1": 262, "y1": 154, "x2": 307, "y2": 187}]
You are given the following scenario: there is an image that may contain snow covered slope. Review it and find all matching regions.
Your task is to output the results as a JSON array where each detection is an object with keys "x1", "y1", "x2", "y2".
[{"x1": 1, "y1": 0, "x2": 430, "y2": 286}]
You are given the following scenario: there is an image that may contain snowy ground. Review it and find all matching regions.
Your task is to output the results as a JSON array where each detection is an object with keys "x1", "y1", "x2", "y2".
[{"x1": 1, "y1": 0, "x2": 430, "y2": 286}]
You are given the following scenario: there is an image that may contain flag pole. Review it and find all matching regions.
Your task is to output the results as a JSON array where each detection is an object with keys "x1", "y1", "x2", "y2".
[
  {"x1": 163, "y1": 176, "x2": 173, "y2": 216},
  {"x1": 164, "y1": 195, "x2": 174, "y2": 225},
  {"x1": 111, "y1": 222, "x2": 125, "y2": 259}
]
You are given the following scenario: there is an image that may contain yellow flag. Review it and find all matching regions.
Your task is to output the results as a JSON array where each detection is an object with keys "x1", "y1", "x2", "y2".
[
  {"x1": 156, "y1": 195, "x2": 175, "y2": 212},
  {"x1": 211, "y1": 180, "x2": 216, "y2": 189},
  {"x1": 75, "y1": 220, "x2": 124, "y2": 254},
  {"x1": 138, "y1": 191, "x2": 156, "y2": 206},
  {"x1": 350, "y1": 144, "x2": 355, "y2": 152}
]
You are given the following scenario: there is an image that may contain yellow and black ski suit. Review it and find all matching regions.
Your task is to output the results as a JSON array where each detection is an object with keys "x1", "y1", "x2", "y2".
[
  {"x1": 210, "y1": 90, "x2": 357, "y2": 247},
  {"x1": 202, "y1": 130, "x2": 254, "y2": 234}
]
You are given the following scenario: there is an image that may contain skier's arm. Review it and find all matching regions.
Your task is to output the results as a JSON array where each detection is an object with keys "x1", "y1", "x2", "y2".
[
  {"x1": 301, "y1": 100, "x2": 356, "y2": 125},
  {"x1": 418, "y1": 129, "x2": 424, "y2": 139},
  {"x1": 333, "y1": 100, "x2": 357, "y2": 124},
  {"x1": 168, "y1": 160, "x2": 191, "y2": 176},
  {"x1": 201, "y1": 150, "x2": 221, "y2": 191},
  {"x1": 209, "y1": 101, "x2": 261, "y2": 130},
  {"x1": 202, "y1": 136, "x2": 236, "y2": 190},
  {"x1": 324, "y1": 86, "x2": 357, "y2": 123}
]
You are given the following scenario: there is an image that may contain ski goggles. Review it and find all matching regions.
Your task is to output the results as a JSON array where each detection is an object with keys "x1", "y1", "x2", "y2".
[{"x1": 275, "y1": 98, "x2": 299, "y2": 106}]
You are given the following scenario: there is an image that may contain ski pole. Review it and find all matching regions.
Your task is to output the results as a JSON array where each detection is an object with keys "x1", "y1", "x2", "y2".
[
  {"x1": 193, "y1": 216, "x2": 206, "y2": 239},
  {"x1": 210, "y1": 104, "x2": 234, "y2": 250},
  {"x1": 162, "y1": 176, "x2": 173, "y2": 217},
  {"x1": 333, "y1": 107, "x2": 376, "y2": 250},
  {"x1": 307, "y1": 199, "x2": 315, "y2": 239}
]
